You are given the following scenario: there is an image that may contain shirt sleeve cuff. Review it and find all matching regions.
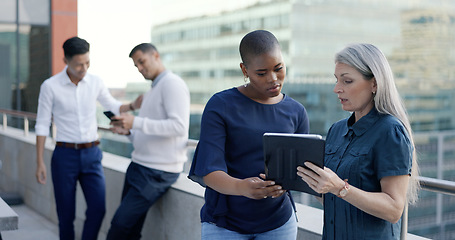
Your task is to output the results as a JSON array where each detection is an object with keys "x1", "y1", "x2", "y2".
[
  {"x1": 110, "y1": 101, "x2": 123, "y2": 116},
  {"x1": 132, "y1": 116, "x2": 144, "y2": 130},
  {"x1": 34, "y1": 126, "x2": 50, "y2": 136},
  {"x1": 127, "y1": 130, "x2": 135, "y2": 141},
  {"x1": 378, "y1": 169, "x2": 412, "y2": 180}
]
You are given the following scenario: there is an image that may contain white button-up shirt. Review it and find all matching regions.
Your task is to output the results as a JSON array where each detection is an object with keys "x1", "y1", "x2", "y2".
[{"x1": 35, "y1": 67, "x2": 122, "y2": 143}]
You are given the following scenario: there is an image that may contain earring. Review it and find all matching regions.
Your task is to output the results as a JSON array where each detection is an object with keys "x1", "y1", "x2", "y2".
[
  {"x1": 244, "y1": 76, "x2": 249, "y2": 88},
  {"x1": 372, "y1": 91, "x2": 376, "y2": 95}
]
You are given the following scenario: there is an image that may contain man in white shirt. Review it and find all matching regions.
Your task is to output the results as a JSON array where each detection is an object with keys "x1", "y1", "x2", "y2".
[
  {"x1": 35, "y1": 37, "x2": 140, "y2": 240},
  {"x1": 105, "y1": 43, "x2": 190, "y2": 240}
]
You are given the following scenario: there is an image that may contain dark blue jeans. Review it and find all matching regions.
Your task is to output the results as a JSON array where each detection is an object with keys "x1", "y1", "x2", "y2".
[
  {"x1": 106, "y1": 162, "x2": 180, "y2": 240},
  {"x1": 51, "y1": 146, "x2": 106, "y2": 240}
]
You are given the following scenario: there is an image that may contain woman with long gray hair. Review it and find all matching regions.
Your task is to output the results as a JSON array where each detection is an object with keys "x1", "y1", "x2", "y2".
[{"x1": 298, "y1": 43, "x2": 419, "y2": 239}]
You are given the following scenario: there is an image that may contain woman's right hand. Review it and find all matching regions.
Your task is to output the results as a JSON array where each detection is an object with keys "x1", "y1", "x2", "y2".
[
  {"x1": 203, "y1": 171, "x2": 284, "y2": 200},
  {"x1": 237, "y1": 176, "x2": 284, "y2": 200},
  {"x1": 297, "y1": 162, "x2": 345, "y2": 195}
]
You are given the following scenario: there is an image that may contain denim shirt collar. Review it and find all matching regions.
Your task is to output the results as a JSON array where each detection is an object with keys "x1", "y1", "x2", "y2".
[{"x1": 344, "y1": 108, "x2": 382, "y2": 137}]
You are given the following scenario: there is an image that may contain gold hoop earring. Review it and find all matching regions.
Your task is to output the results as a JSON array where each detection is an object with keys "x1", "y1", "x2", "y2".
[{"x1": 244, "y1": 76, "x2": 249, "y2": 88}]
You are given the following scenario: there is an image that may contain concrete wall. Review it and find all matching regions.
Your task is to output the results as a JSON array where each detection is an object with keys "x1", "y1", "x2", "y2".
[{"x1": 0, "y1": 127, "x2": 427, "y2": 240}]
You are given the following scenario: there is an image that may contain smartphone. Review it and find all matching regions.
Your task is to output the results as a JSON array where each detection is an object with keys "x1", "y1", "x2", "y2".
[{"x1": 103, "y1": 111, "x2": 118, "y2": 121}]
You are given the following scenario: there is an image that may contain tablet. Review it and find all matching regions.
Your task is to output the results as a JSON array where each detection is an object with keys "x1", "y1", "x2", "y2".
[{"x1": 263, "y1": 133, "x2": 325, "y2": 196}]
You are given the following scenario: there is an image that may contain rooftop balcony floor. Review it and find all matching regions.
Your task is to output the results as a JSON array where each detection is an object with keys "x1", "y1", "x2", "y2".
[{"x1": 2, "y1": 204, "x2": 58, "y2": 240}]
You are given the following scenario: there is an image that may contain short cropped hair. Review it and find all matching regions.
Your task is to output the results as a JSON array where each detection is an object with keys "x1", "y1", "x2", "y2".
[
  {"x1": 129, "y1": 43, "x2": 158, "y2": 58},
  {"x1": 63, "y1": 37, "x2": 90, "y2": 60},
  {"x1": 239, "y1": 30, "x2": 280, "y2": 65}
]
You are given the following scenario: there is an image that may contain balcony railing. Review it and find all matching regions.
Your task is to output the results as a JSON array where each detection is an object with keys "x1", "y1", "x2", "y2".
[
  {"x1": 419, "y1": 176, "x2": 455, "y2": 196},
  {"x1": 1, "y1": 108, "x2": 452, "y2": 239}
]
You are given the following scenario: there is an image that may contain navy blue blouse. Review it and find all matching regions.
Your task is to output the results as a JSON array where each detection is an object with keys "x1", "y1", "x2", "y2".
[
  {"x1": 323, "y1": 108, "x2": 413, "y2": 240},
  {"x1": 189, "y1": 88, "x2": 309, "y2": 234}
]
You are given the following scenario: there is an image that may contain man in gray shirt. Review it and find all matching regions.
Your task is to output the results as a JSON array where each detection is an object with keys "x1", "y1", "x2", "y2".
[{"x1": 106, "y1": 43, "x2": 190, "y2": 239}]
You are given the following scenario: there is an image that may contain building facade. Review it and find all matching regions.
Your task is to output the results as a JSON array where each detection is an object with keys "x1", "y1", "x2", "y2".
[{"x1": 151, "y1": 0, "x2": 455, "y2": 136}]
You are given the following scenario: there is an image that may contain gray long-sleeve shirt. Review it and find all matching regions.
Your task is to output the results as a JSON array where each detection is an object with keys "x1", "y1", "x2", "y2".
[{"x1": 129, "y1": 70, "x2": 190, "y2": 173}]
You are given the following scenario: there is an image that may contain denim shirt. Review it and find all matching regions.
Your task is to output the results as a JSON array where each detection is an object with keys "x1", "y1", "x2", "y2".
[{"x1": 323, "y1": 108, "x2": 413, "y2": 240}]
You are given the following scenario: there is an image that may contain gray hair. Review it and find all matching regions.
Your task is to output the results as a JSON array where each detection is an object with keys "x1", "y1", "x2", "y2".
[{"x1": 335, "y1": 43, "x2": 420, "y2": 204}]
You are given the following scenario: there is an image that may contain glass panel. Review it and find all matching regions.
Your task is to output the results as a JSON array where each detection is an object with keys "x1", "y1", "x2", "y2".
[
  {"x1": 0, "y1": 23, "x2": 49, "y2": 114},
  {"x1": 0, "y1": 0, "x2": 50, "y2": 25},
  {"x1": 19, "y1": 0, "x2": 50, "y2": 25},
  {"x1": 22, "y1": 25, "x2": 50, "y2": 114},
  {"x1": 0, "y1": 0, "x2": 16, "y2": 23},
  {"x1": 0, "y1": 24, "x2": 17, "y2": 110}
]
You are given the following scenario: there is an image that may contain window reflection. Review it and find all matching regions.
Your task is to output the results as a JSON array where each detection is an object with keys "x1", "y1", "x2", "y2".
[{"x1": 0, "y1": 1, "x2": 50, "y2": 121}]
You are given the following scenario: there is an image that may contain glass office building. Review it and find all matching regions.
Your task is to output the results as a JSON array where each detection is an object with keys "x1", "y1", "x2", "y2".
[{"x1": 151, "y1": 0, "x2": 455, "y2": 135}]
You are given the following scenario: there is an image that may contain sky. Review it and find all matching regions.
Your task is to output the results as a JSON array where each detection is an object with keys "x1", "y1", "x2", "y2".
[{"x1": 78, "y1": 0, "x2": 261, "y2": 88}]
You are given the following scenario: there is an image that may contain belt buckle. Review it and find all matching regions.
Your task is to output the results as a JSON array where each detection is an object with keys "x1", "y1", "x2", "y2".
[{"x1": 74, "y1": 143, "x2": 79, "y2": 150}]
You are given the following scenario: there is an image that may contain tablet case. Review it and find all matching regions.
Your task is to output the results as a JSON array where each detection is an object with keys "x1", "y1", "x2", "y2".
[{"x1": 263, "y1": 133, "x2": 325, "y2": 196}]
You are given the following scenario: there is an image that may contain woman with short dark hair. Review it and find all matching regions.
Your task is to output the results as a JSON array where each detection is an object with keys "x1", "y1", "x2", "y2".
[{"x1": 189, "y1": 30, "x2": 310, "y2": 239}]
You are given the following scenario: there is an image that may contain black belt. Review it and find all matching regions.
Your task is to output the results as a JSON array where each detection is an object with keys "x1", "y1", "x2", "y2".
[{"x1": 56, "y1": 140, "x2": 100, "y2": 150}]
